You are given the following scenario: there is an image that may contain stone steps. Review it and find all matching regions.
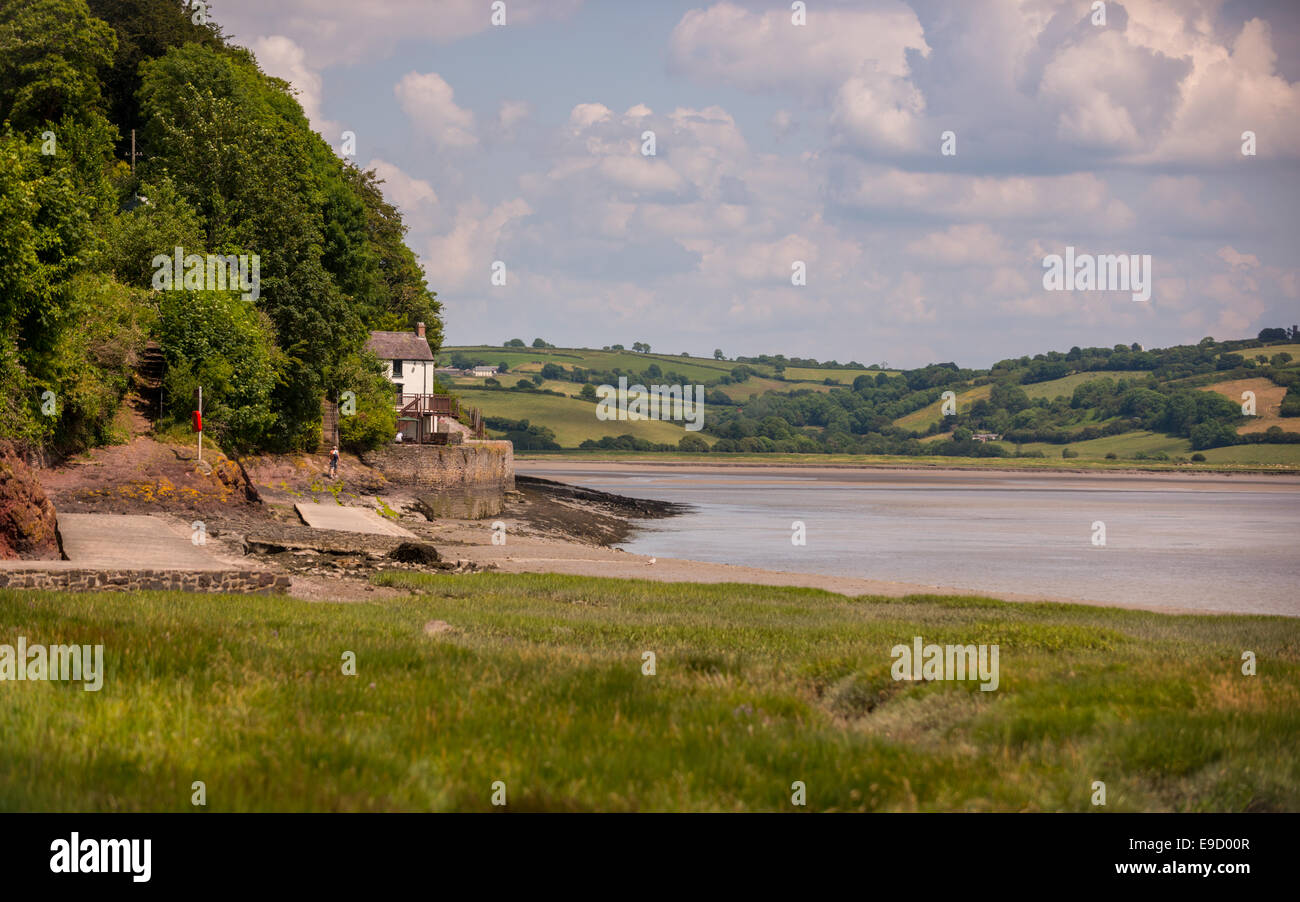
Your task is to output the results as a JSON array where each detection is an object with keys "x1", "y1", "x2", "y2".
[{"x1": 319, "y1": 399, "x2": 339, "y2": 452}]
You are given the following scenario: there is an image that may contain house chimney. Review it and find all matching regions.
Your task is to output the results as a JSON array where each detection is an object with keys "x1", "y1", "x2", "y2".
[{"x1": 416, "y1": 322, "x2": 426, "y2": 338}]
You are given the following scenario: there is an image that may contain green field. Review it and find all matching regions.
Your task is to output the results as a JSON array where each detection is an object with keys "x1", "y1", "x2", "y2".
[
  {"x1": 997, "y1": 431, "x2": 1194, "y2": 459},
  {"x1": 894, "y1": 385, "x2": 993, "y2": 431},
  {"x1": 1197, "y1": 443, "x2": 1300, "y2": 465},
  {"x1": 3, "y1": 575, "x2": 1296, "y2": 811},
  {"x1": 454, "y1": 387, "x2": 708, "y2": 447},
  {"x1": 444, "y1": 346, "x2": 889, "y2": 395},
  {"x1": 1226, "y1": 344, "x2": 1300, "y2": 362},
  {"x1": 782, "y1": 366, "x2": 893, "y2": 384},
  {"x1": 446, "y1": 346, "x2": 742, "y2": 383},
  {"x1": 996, "y1": 432, "x2": 1300, "y2": 465},
  {"x1": 1021, "y1": 371, "x2": 1150, "y2": 401},
  {"x1": 443, "y1": 347, "x2": 874, "y2": 438},
  {"x1": 719, "y1": 375, "x2": 830, "y2": 401},
  {"x1": 894, "y1": 372, "x2": 1151, "y2": 433}
]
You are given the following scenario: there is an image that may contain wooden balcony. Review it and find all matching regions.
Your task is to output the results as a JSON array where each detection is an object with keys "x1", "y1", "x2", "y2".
[
  {"x1": 397, "y1": 392, "x2": 457, "y2": 417},
  {"x1": 393, "y1": 391, "x2": 486, "y2": 442}
]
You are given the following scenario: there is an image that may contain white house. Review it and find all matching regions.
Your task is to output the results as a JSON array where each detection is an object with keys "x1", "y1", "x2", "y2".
[
  {"x1": 364, "y1": 323, "x2": 469, "y2": 443},
  {"x1": 469, "y1": 365, "x2": 498, "y2": 378},
  {"x1": 366, "y1": 323, "x2": 435, "y2": 399}
]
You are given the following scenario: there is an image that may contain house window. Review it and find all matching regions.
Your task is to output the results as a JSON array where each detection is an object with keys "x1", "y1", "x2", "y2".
[
  {"x1": 394, "y1": 383, "x2": 404, "y2": 402},
  {"x1": 393, "y1": 359, "x2": 404, "y2": 378}
]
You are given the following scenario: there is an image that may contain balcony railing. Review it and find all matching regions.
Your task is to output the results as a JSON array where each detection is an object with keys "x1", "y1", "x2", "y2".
[
  {"x1": 393, "y1": 392, "x2": 486, "y2": 441},
  {"x1": 397, "y1": 392, "x2": 457, "y2": 416}
]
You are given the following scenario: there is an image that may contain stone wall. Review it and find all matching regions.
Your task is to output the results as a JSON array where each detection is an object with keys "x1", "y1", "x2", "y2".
[
  {"x1": 361, "y1": 440, "x2": 513, "y2": 518},
  {"x1": 0, "y1": 568, "x2": 290, "y2": 594}
]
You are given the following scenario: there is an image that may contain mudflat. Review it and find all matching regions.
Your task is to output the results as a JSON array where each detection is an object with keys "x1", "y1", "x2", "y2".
[{"x1": 516, "y1": 461, "x2": 1300, "y2": 616}]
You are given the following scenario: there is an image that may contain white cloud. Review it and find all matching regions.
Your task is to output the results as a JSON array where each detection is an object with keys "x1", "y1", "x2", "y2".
[
  {"x1": 250, "y1": 35, "x2": 339, "y2": 138},
  {"x1": 367, "y1": 158, "x2": 438, "y2": 230},
  {"x1": 668, "y1": 1, "x2": 931, "y2": 153},
  {"x1": 769, "y1": 109, "x2": 794, "y2": 138},
  {"x1": 1217, "y1": 246, "x2": 1261, "y2": 270},
  {"x1": 217, "y1": 0, "x2": 585, "y2": 66},
  {"x1": 568, "y1": 103, "x2": 614, "y2": 130},
  {"x1": 424, "y1": 198, "x2": 533, "y2": 291},
  {"x1": 597, "y1": 157, "x2": 686, "y2": 194},
  {"x1": 395, "y1": 72, "x2": 478, "y2": 149},
  {"x1": 906, "y1": 224, "x2": 1011, "y2": 266},
  {"x1": 668, "y1": 1, "x2": 928, "y2": 97},
  {"x1": 1128, "y1": 16, "x2": 1300, "y2": 163},
  {"x1": 498, "y1": 100, "x2": 530, "y2": 132}
]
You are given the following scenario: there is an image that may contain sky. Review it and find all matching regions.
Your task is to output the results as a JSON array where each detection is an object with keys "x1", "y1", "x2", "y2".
[{"x1": 211, "y1": 0, "x2": 1300, "y2": 368}]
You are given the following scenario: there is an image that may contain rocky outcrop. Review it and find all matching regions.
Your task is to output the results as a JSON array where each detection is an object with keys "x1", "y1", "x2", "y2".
[
  {"x1": 0, "y1": 441, "x2": 60, "y2": 560},
  {"x1": 388, "y1": 541, "x2": 441, "y2": 564}
]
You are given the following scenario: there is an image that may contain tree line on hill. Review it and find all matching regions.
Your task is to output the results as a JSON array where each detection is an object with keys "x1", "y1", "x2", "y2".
[
  {"x1": 479, "y1": 333, "x2": 1300, "y2": 456},
  {"x1": 697, "y1": 336, "x2": 1299, "y2": 456}
]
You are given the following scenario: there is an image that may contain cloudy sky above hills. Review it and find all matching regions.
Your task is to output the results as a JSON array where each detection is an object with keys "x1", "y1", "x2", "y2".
[{"x1": 213, "y1": 0, "x2": 1299, "y2": 367}]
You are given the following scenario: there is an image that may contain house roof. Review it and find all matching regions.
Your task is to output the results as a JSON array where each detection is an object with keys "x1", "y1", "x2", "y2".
[{"x1": 366, "y1": 331, "x2": 433, "y2": 361}]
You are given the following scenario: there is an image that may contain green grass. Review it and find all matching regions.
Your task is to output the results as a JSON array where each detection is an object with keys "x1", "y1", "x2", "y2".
[
  {"x1": 999, "y1": 431, "x2": 1195, "y2": 459},
  {"x1": 453, "y1": 387, "x2": 709, "y2": 447},
  {"x1": 716, "y1": 375, "x2": 831, "y2": 401},
  {"x1": 1021, "y1": 371, "x2": 1149, "y2": 401},
  {"x1": 782, "y1": 366, "x2": 895, "y2": 384},
  {"x1": 446, "y1": 346, "x2": 746, "y2": 383},
  {"x1": 1, "y1": 576, "x2": 1295, "y2": 811},
  {"x1": 894, "y1": 385, "x2": 993, "y2": 431},
  {"x1": 1197, "y1": 443, "x2": 1300, "y2": 465},
  {"x1": 894, "y1": 373, "x2": 1151, "y2": 432},
  {"x1": 1227, "y1": 344, "x2": 1300, "y2": 361},
  {"x1": 997, "y1": 430, "x2": 1300, "y2": 467}
]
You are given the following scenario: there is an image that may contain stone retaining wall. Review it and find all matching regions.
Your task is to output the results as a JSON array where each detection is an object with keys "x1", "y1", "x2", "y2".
[
  {"x1": 361, "y1": 440, "x2": 513, "y2": 517},
  {"x1": 0, "y1": 568, "x2": 290, "y2": 594}
]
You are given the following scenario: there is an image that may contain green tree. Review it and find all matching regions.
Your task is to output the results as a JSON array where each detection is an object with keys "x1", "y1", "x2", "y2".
[
  {"x1": 335, "y1": 352, "x2": 396, "y2": 452},
  {"x1": 0, "y1": 0, "x2": 117, "y2": 132},
  {"x1": 156, "y1": 289, "x2": 279, "y2": 451}
]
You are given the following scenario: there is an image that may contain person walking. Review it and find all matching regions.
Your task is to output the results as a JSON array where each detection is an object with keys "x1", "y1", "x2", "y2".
[{"x1": 328, "y1": 446, "x2": 340, "y2": 478}]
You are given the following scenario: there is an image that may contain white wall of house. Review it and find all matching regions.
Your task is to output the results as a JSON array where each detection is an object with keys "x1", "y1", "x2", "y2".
[{"x1": 380, "y1": 358, "x2": 435, "y2": 395}]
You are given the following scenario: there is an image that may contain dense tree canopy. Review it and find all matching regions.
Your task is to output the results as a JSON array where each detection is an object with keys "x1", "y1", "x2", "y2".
[{"x1": 0, "y1": 0, "x2": 443, "y2": 455}]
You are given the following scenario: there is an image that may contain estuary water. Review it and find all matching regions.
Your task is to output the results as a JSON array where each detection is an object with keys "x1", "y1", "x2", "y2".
[{"x1": 517, "y1": 462, "x2": 1300, "y2": 616}]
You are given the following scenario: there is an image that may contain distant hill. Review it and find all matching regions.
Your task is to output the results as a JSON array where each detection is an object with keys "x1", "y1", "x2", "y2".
[{"x1": 442, "y1": 335, "x2": 1300, "y2": 464}]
